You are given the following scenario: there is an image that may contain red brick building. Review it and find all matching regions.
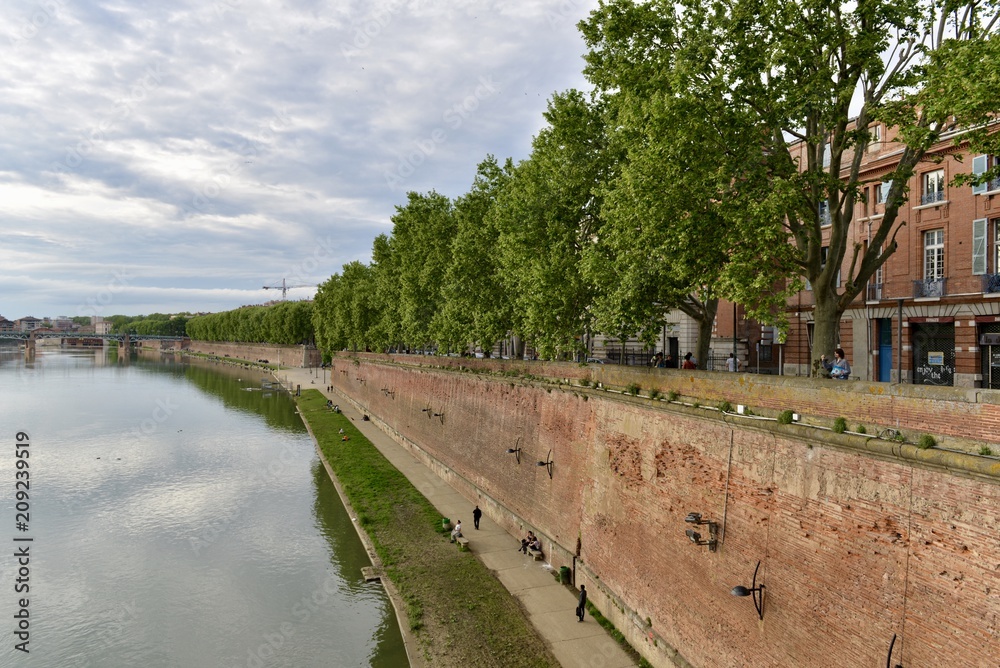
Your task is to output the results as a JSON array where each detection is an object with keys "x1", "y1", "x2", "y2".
[{"x1": 782, "y1": 122, "x2": 1000, "y2": 388}]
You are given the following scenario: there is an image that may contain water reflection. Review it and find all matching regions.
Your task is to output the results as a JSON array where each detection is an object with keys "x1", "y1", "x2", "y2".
[{"x1": 0, "y1": 349, "x2": 406, "y2": 667}]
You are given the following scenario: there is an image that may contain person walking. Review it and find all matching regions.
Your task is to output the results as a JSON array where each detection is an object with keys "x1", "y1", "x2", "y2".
[
  {"x1": 576, "y1": 585, "x2": 587, "y2": 622},
  {"x1": 472, "y1": 505, "x2": 482, "y2": 530}
]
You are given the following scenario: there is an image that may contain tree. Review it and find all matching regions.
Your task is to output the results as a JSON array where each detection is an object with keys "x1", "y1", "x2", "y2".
[
  {"x1": 384, "y1": 191, "x2": 456, "y2": 351},
  {"x1": 580, "y1": 1, "x2": 797, "y2": 367},
  {"x1": 434, "y1": 156, "x2": 515, "y2": 354},
  {"x1": 581, "y1": 0, "x2": 1000, "y2": 374},
  {"x1": 491, "y1": 90, "x2": 610, "y2": 359}
]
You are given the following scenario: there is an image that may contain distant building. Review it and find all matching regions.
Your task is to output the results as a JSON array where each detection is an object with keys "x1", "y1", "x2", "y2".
[
  {"x1": 780, "y1": 121, "x2": 1000, "y2": 388},
  {"x1": 0, "y1": 316, "x2": 14, "y2": 332},
  {"x1": 53, "y1": 317, "x2": 75, "y2": 331},
  {"x1": 16, "y1": 317, "x2": 42, "y2": 332}
]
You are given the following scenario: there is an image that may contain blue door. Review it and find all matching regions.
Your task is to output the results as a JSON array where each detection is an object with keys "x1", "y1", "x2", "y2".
[{"x1": 878, "y1": 319, "x2": 893, "y2": 382}]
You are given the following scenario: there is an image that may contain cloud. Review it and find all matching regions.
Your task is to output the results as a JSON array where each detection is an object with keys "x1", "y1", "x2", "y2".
[{"x1": 0, "y1": 0, "x2": 599, "y2": 318}]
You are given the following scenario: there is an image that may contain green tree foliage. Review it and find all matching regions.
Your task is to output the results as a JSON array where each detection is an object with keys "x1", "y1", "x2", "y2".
[
  {"x1": 388, "y1": 191, "x2": 457, "y2": 351},
  {"x1": 108, "y1": 313, "x2": 190, "y2": 336},
  {"x1": 580, "y1": 2, "x2": 798, "y2": 367},
  {"x1": 581, "y1": 0, "x2": 1000, "y2": 374},
  {"x1": 312, "y1": 263, "x2": 378, "y2": 352},
  {"x1": 491, "y1": 90, "x2": 609, "y2": 360},
  {"x1": 185, "y1": 302, "x2": 313, "y2": 344},
  {"x1": 433, "y1": 156, "x2": 515, "y2": 354}
]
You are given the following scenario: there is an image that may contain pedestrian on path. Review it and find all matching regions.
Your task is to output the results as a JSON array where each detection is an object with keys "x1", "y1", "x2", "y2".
[
  {"x1": 576, "y1": 585, "x2": 587, "y2": 622},
  {"x1": 726, "y1": 353, "x2": 740, "y2": 372},
  {"x1": 472, "y1": 505, "x2": 482, "y2": 530}
]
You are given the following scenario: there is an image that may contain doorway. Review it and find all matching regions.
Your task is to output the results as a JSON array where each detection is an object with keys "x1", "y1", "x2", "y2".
[{"x1": 877, "y1": 318, "x2": 893, "y2": 382}]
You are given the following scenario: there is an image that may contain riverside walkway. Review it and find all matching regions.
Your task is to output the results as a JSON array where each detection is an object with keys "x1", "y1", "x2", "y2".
[{"x1": 280, "y1": 368, "x2": 637, "y2": 668}]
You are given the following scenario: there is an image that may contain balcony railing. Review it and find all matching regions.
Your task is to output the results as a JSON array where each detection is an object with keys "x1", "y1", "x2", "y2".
[
  {"x1": 866, "y1": 283, "x2": 883, "y2": 301},
  {"x1": 983, "y1": 273, "x2": 1000, "y2": 294},
  {"x1": 914, "y1": 277, "x2": 946, "y2": 298},
  {"x1": 920, "y1": 190, "x2": 945, "y2": 205}
]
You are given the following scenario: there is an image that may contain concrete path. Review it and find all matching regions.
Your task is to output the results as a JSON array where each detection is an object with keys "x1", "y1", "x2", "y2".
[{"x1": 281, "y1": 368, "x2": 637, "y2": 668}]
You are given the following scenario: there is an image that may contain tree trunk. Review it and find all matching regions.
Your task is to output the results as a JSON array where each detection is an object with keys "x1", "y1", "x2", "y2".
[
  {"x1": 694, "y1": 298, "x2": 718, "y2": 370},
  {"x1": 811, "y1": 295, "x2": 844, "y2": 377}
]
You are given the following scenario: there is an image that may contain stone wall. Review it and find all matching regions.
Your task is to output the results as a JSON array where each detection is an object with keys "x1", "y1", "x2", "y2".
[
  {"x1": 185, "y1": 340, "x2": 320, "y2": 367},
  {"x1": 330, "y1": 355, "x2": 1000, "y2": 668}
]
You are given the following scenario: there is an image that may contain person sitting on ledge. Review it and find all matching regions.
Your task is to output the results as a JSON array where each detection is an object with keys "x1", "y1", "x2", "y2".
[
  {"x1": 451, "y1": 520, "x2": 463, "y2": 543},
  {"x1": 520, "y1": 531, "x2": 536, "y2": 554}
]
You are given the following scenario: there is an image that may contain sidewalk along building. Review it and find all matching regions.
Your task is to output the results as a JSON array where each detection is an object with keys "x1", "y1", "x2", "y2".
[{"x1": 782, "y1": 121, "x2": 1000, "y2": 388}]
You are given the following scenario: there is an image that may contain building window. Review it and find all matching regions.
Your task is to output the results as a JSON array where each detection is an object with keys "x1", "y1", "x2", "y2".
[
  {"x1": 876, "y1": 180, "x2": 892, "y2": 204},
  {"x1": 921, "y1": 169, "x2": 945, "y2": 205},
  {"x1": 867, "y1": 124, "x2": 882, "y2": 153},
  {"x1": 819, "y1": 200, "x2": 831, "y2": 226},
  {"x1": 972, "y1": 155, "x2": 1000, "y2": 194},
  {"x1": 976, "y1": 218, "x2": 1000, "y2": 293},
  {"x1": 924, "y1": 229, "x2": 944, "y2": 281}
]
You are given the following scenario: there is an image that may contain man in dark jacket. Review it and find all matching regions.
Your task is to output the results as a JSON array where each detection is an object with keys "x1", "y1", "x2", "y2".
[
  {"x1": 472, "y1": 505, "x2": 482, "y2": 530},
  {"x1": 576, "y1": 585, "x2": 587, "y2": 622}
]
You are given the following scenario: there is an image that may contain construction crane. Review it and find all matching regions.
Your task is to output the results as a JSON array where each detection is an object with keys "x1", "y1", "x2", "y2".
[{"x1": 262, "y1": 278, "x2": 312, "y2": 299}]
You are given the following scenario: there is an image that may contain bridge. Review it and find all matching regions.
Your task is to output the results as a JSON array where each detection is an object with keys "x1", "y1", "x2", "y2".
[
  {"x1": 0, "y1": 331, "x2": 186, "y2": 359},
  {"x1": 0, "y1": 331, "x2": 184, "y2": 342}
]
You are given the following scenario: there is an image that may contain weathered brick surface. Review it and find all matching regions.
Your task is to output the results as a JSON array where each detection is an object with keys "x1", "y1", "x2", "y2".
[
  {"x1": 186, "y1": 340, "x2": 320, "y2": 367},
  {"x1": 332, "y1": 357, "x2": 999, "y2": 668},
  {"x1": 351, "y1": 353, "x2": 1000, "y2": 446}
]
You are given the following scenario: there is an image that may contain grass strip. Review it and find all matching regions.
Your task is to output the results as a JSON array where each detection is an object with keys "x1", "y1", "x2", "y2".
[
  {"x1": 296, "y1": 390, "x2": 556, "y2": 667},
  {"x1": 584, "y1": 600, "x2": 654, "y2": 668}
]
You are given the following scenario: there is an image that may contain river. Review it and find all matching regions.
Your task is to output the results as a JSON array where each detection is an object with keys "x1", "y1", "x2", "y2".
[{"x1": 0, "y1": 346, "x2": 407, "y2": 667}]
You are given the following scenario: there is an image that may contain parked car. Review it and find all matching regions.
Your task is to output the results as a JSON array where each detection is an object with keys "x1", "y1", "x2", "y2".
[{"x1": 586, "y1": 357, "x2": 605, "y2": 364}]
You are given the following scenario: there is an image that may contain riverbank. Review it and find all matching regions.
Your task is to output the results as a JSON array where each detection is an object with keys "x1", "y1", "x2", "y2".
[{"x1": 295, "y1": 389, "x2": 559, "y2": 667}]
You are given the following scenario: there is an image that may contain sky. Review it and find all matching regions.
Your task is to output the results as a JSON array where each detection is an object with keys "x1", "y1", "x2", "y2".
[{"x1": 0, "y1": 0, "x2": 600, "y2": 320}]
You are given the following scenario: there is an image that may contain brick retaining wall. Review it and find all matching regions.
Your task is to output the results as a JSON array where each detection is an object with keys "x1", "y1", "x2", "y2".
[
  {"x1": 331, "y1": 355, "x2": 1000, "y2": 668},
  {"x1": 186, "y1": 340, "x2": 320, "y2": 367}
]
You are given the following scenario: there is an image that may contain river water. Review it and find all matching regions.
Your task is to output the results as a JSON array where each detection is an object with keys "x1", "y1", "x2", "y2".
[{"x1": 0, "y1": 347, "x2": 407, "y2": 667}]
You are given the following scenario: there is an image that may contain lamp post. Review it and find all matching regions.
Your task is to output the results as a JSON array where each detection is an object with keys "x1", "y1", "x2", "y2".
[{"x1": 733, "y1": 303, "x2": 738, "y2": 369}]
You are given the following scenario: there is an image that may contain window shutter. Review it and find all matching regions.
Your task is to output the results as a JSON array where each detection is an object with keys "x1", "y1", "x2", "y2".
[
  {"x1": 973, "y1": 218, "x2": 988, "y2": 275},
  {"x1": 880, "y1": 180, "x2": 892, "y2": 202},
  {"x1": 972, "y1": 155, "x2": 988, "y2": 195}
]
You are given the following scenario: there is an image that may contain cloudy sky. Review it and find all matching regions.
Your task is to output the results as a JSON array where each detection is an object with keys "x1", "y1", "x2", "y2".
[{"x1": 0, "y1": 0, "x2": 599, "y2": 320}]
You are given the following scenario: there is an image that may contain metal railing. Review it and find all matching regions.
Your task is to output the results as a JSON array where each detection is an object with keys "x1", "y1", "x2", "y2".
[
  {"x1": 913, "y1": 277, "x2": 946, "y2": 298},
  {"x1": 920, "y1": 190, "x2": 945, "y2": 205},
  {"x1": 983, "y1": 273, "x2": 1000, "y2": 294}
]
